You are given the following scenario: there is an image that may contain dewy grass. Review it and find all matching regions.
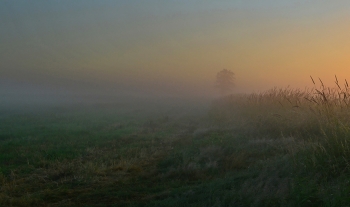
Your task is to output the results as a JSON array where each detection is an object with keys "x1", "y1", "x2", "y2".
[{"x1": 2, "y1": 81, "x2": 350, "y2": 206}]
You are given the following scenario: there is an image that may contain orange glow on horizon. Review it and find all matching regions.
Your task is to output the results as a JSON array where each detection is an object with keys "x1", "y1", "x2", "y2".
[{"x1": 2, "y1": 1, "x2": 350, "y2": 95}]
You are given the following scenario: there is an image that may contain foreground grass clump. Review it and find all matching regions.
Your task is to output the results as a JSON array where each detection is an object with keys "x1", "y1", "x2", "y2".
[
  {"x1": 209, "y1": 79, "x2": 350, "y2": 206},
  {"x1": 211, "y1": 77, "x2": 350, "y2": 134}
]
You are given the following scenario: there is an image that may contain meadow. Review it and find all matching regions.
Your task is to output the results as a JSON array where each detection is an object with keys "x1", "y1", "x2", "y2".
[{"x1": 1, "y1": 79, "x2": 350, "y2": 206}]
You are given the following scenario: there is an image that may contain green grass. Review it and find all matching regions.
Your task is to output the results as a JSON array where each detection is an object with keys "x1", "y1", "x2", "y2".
[{"x1": 1, "y1": 86, "x2": 350, "y2": 206}]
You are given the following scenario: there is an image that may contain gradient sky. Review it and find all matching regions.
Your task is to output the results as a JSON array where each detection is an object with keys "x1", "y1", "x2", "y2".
[{"x1": 1, "y1": 0, "x2": 350, "y2": 96}]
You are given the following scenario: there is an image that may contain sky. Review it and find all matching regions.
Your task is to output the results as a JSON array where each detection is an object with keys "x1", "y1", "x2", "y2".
[{"x1": 1, "y1": 0, "x2": 350, "y2": 99}]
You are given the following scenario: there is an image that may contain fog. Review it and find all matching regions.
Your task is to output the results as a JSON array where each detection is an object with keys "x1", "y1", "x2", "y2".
[
  {"x1": 2, "y1": 1, "x2": 350, "y2": 111},
  {"x1": 0, "y1": 76, "x2": 215, "y2": 116}
]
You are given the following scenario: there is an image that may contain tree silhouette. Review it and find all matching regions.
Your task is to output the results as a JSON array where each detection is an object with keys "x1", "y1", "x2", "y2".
[{"x1": 215, "y1": 69, "x2": 235, "y2": 95}]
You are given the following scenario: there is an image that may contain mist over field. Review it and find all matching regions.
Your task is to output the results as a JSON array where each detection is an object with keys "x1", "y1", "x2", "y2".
[
  {"x1": 0, "y1": 78, "x2": 215, "y2": 120},
  {"x1": 2, "y1": 1, "x2": 350, "y2": 206}
]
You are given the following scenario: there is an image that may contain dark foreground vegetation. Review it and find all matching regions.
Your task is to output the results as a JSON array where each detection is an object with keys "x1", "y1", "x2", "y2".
[{"x1": 1, "y1": 81, "x2": 350, "y2": 206}]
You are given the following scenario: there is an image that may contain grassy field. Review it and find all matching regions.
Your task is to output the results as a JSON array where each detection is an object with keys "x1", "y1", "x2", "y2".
[{"x1": 1, "y1": 82, "x2": 350, "y2": 206}]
